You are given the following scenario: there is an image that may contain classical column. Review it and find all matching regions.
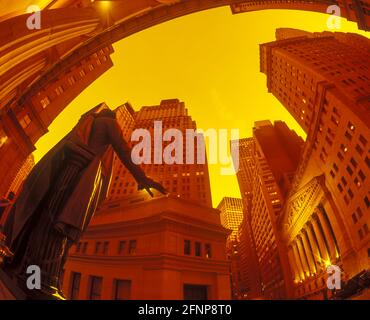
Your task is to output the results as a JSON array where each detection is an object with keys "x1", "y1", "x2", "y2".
[
  {"x1": 301, "y1": 229, "x2": 317, "y2": 275},
  {"x1": 292, "y1": 241, "x2": 305, "y2": 280},
  {"x1": 306, "y1": 222, "x2": 322, "y2": 266},
  {"x1": 311, "y1": 214, "x2": 330, "y2": 268},
  {"x1": 296, "y1": 236, "x2": 310, "y2": 277},
  {"x1": 317, "y1": 205, "x2": 339, "y2": 261},
  {"x1": 287, "y1": 246, "x2": 299, "y2": 282}
]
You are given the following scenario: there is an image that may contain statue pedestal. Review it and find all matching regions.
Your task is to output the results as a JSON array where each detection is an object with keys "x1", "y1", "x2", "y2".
[{"x1": 0, "y1": 268, "x2": 26, "y2": 300}]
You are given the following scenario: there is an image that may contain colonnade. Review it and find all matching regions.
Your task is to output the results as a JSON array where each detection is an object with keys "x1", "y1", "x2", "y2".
[{"x1": 287, "y1": 205, "x2": 340, "y2": 283}]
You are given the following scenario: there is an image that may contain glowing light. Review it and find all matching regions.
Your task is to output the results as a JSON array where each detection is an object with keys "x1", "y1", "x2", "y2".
[
  {"x1": 0, "y1": 136, "x2": 8, "y2": 148},
  {"x1": 100, "y1": 1, "x2": 111, "y2": 8},
  {"x1": 324, "y1": 260, "x2": 332, "y2": 267}
]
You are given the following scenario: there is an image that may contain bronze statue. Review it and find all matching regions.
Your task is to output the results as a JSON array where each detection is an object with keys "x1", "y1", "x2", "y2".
[{"x1": 1, "y1": 103, "x2": 166, "y2": 299}]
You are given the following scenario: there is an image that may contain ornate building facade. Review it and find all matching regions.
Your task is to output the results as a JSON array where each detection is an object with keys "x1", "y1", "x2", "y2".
[{"x1": 260, "y1": 29, "x2": 370, "y2": 299}]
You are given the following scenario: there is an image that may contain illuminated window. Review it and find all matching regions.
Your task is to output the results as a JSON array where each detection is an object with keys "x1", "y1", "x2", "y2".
[
  {"x1": 19, "y1": 114, "x2": 31, "y2": 129},
  {"x1": 68, "y1": 76, "x2": 76, "y2": 85},
  {"x1": 40, "y1": 97, "x2": 50, "y2": 109},
  {"x1": 205, "y1": 244, "x2": 212, "y2": 258},
  {"x1": 55, "y1": 86, "x2": 64, "y2": 96}
]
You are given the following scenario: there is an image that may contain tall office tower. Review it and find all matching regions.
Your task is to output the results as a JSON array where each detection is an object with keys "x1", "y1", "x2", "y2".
[
  {"x1": 231, "y1": 138, "x2": 262, "y2": 299},
  {"x1": 217, "y1": 197, "x2": 244, "y2": 299},
  {"x1": 232, "y1": 121, "x2": 304, "y2": 299},
  {"x1": 251, "y1": 121, "x2": 303, "y2": 299},
  {"x1": 260, "y1": 30, "x2": 369, "y2": 134},
  {"x1": 233, "y1": 138, "x2": 255, "y2": 212},
  {"x1": 260, "y1": 30, "x2": 370, "y2": 299},
  {"x1": 217, "y1": 197, "x2": 244, "y2": 243},
  {"x1": 0, "y1": 45, "x2": 114, "y2": 198},
  {"x1": 108, "y1": 99, "x2": 213, "y2": 208}
]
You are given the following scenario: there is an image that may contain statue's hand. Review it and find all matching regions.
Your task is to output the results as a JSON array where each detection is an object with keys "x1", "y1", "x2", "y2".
[{"x1": 138, "y1": 177, "x2": 167, "y2": 197}]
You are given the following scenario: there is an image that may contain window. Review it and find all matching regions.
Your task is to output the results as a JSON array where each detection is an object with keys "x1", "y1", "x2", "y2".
[
  {"x1": 19, "y1": 114, "x2": 31, "y2": 129},
  {"x1": 82, "y1": 242, "x2": 88, "y2": 254},
  {"x1": 355, "y1": 144, "x2": 364, "y2": 156},
  {"x1": 195, "y1": 242, "x2": 202, "y2": 257},
  {"x1": 346, "y1": 166, "x2": 353, "y2": 176},
  {"x1": 350, "y1": 158, "x2": 358, "y2": 168},
  {"x1": 348, "y1": 188, "x2": 354, "y2": 199},
  {"x1": 128, "y1": 240, "x2": 136, "y2": 254},
  {"x1": 103, "y1": 241, "x2": 109, "y2": 255},
  {"x1": 88, "y1": 276, "x2": 103, "y2": 300},
  {"x1": 364, "y1": 224, "x2": 369, "y2": 235},
  {"x1": 359, "y1": 134, "x2": 367, "y2": 146},
  {"x1": 118, "y1": 241, "x2": 126, "y2": 254},
  {"x1": 113, "y1": 280, "x2": 131, "y2": 300},
  {"x1": 95, "y1": 242, "x2": 101, "y2": 254},
  {"x1": 205, "y1": 244, "x2": 212, "y2": 258},
  {"x1": 184, "y1": 240, "x2": 191, "y2": 255},
  {"x1": 76, "y1": 242, "x2": 81, "y2": 253},
  {"x1": 183, "y1": 284, "x2": 208, "y2": 300},
  {"x1": 366, "y1": 156, "x2": 370, "y2": 169},
  {"x1": 358, "y1": 170, "x2": 366, "y2": 181},
  {"x1": 55, "y1": 86, "x2": 64, "y2": 96},
  {"x1": 40, "y1": 97, "x2": 50, "y2": 109},
  {"x1": 68, "y1": 76, "x2": 76, "y2": 85},
  {"x1": 69, "y1": 272, "x2": 81, "y2": 300},
  {"x1": 347, "y1": 122, "x2": 355, "y2": 132},
  {"x1": 333, "y1": 163, "x2": 339, "y2": 172},
  {"x1": 365, "y1": 196, "x2": 370, "y2": 208}
]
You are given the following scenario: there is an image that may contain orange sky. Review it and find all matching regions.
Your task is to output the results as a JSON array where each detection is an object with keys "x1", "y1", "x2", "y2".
[{"x1": 33, "y1": 7, "x2": 369, "y2": 207}]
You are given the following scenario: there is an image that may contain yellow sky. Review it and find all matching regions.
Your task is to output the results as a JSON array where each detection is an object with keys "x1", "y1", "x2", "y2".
[{"x1": 33, "y1": 7, "x2": 369, "y2": 208}]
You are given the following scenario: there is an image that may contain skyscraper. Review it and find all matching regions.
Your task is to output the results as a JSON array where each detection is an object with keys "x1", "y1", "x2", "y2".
[
  {"x1": 232, "y1": 121, "x2": 304, "y2": 299},
  {"x1": 217, "y1": 197, "x2": 244, "y2": 243},
  {"x1": 217, "y1": 197, "x2": 244, "y2": 299},
  {"x1": 108, "y1": 99, "x2": 213, "y2": 208},
  {"x1": 260, "y1": 30, "x2": 370, "y2": 299}
]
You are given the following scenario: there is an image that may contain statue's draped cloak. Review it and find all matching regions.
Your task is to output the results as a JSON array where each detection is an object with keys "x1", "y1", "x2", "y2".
[{"x1": 5, "y1": 110, "x2": 114, "y2": 246}]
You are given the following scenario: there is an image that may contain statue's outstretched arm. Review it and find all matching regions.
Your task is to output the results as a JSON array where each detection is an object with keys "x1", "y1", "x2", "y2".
[{"x1": 106, "y1": 120, "x2": 167, "y2": 196}]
